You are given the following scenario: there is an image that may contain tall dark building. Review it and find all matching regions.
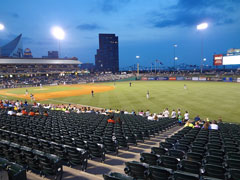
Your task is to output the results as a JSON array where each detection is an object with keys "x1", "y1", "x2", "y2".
[
  {"x1": 95, "y1": 34, "x2": 119, "y2": 72},
  {"x1": 48, "y1": 51, "x2": 59, "y2": 59}
]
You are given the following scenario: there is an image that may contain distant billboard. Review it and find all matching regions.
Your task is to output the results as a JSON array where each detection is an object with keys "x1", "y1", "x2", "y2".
[
  {"x1": 192, "y1": 77, "x2": 199, "y2": 81},
  {"x1": 222, "y1": 55, "x2": 240, "y2": 65},
  {"x1": 199, "y1": 77, "x2": 206, "y2": 81},
  {"x1": 169, "y1": 77, "x2": 176, "y2": 80},
  {"x1": 223, "y1": 77, "x2": 233, "y2": 82},
  {"x1": 213, "y1": 54, "x2": 223, "y2": 66}
]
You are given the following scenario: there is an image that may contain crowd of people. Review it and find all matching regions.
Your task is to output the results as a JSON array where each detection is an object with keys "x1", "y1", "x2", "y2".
[
  {"x1": 0, "y1": 73, "x2": 134, "y2": 89},
  {"x1": 1, "y1": 98, "x2": 222, "y2": 131}
]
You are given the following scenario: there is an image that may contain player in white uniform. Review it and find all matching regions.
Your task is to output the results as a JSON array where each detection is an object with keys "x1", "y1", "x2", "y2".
[{"x1": 146, "y1": 90, "x2": 150, "y2": 99}]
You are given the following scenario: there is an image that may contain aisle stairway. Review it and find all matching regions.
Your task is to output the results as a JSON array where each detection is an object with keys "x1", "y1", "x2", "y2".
[{"x1": 27, "y1": 125, "x2": 183, "y2": 180}]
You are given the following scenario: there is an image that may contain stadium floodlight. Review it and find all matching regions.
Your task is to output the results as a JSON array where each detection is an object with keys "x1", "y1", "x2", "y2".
[
  {"x1": 197, "y1": 23, "x2": 208, "y2": 73},
  {"x1": 197, "y1": 23, "x2": 208, "y2": 30},
  {"x1": 51, "y1": 26, "x2": 65, "y2": 40},
  {"x1": 0, "y1": 23, "x2": 4, "y2": 30},
  {"x1": 203, "y1": 58, "x2": 207, "y2": 61},
  {"x1": 136, "y1": 56, "x2": 140, "y2": 76},
  {"x1": 173, "y1": 44, "x2": 178, "y2": 70}
]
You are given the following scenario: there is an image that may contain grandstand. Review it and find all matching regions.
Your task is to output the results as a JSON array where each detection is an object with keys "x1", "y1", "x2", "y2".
[{"x1": 0, "y1": 98, "x2": 239, "y2": 180}]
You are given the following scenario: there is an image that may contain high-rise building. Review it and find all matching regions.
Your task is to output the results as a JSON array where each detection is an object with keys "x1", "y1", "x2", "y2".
[
  {"x1": 48, "y1": 51, "x2": 59, "y2": 59},
  {"x1": 95, "y1": 34, "x2": 119, "y2": 72}
]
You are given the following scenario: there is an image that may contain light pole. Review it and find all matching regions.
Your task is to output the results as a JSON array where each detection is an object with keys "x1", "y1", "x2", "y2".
[
  {"x1": 197, "y1": 23, "x2": 208, "y2": 74},
  {"x1": 203, "y1": 58, "x2": 206, "y2": 72},
  {"x1": 51, "y1": 26, "x2": 65, "y2": 58},
  {"x1": 0, "y1": 23, "x2": 5, "y2": 57},
  {"x1": 174, "y1": 56, "x2": 178, "y2": 71},
  {"x1": 136, "y1": 56, "x2": 140, "y2": 77},
  {"x1": 173, "y1": 44, "x2": 177, "y2": 70}
]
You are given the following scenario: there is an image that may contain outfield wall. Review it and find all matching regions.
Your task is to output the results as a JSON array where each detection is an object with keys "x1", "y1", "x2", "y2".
[{"x1": 140, "y1": 76, "x2": 240, "y2": 82}]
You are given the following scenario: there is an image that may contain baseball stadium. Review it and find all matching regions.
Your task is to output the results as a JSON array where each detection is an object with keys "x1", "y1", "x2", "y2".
[{"x1": 0, "y1": 1, "x2": 240, "y2": 180}]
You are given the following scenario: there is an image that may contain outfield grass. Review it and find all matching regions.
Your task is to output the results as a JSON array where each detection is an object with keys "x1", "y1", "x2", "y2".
[{"x1": 0, "y1": 81, "x2": 239, "y2": 123}]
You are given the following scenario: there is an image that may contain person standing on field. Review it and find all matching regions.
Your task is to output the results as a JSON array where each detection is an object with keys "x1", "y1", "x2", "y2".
[
  {"x1": 91, "y1": 90, "x2": 94, "y2": 97},
  {"x1": 146, "y1": 90, "x2": 149, "y2": 99}
]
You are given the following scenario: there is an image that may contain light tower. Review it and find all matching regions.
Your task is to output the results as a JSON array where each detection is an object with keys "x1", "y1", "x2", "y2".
[
  {"x1": 197, "y1": 22, "x2": 208, "y2": 73},
  {"x1": 0, "y1": 23, "x2": 5, "y2": 57},
  {"x1": 51, "y1": 26, "x2": 65, "y2": 58},
  {"x1": 136, "y1": 55, "x2": 140, "y2": 77}
]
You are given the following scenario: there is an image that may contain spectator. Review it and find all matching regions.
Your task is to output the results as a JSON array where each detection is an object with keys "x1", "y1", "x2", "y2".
[
  {"x1": 184, "y1": 120, "x2": 194, "y2": 128},
  {"x1": 178, "y1": 114, "x2": 183, "y2": 126},
  {"x1": 7, "y1": 107, "x2": 16, "y2": 116},
  {"x1": 107, "y1": 115, "x2": 115, "y2": 123},
  {"x1": 171, "y1": 109, "x2": 176, "y2": 119},
  {"x1": 218, "y1": 117, "x2": 223, "y2": 123},
  {"x1": 116, "y1": 117, "x2": 121, "y2": 125},
  {"x1": 194, "y1": 121, "x2": 200, "y2": 128},
  {"x1": 43, "y1": 111, "x2": 48, "y2": 116},
  {"x1": 202, "y1": 122, "x2": 210, "y2": 130},
  {"x1": 35, "y1": 110, "x2": 40, "y2": 115},
  {"x1": 16, "y1": 109, "x2": 23, "y2": 116},
  {"x1": 177, "y1": 109, "x2": 181, "y2": 117},
  {"x1": 21, "y1": 108, "x2": 28, "y2": 115},
  {"x1": 148, "y1": 114, "x2": 154, "y2": 120},
  {"x1": 210, "y1": 120, "x2": 219, "y2": 130},
  {"x1": 163, "y1": 108, "x2": 169, "y2": 118},
  {"x1": 184, "y1": 111, "x2": 189, "y2": 122},
  {"x1": 194, "y1": 115, "x2": 200, "y2": 122},
  {"x1": 28, "y1": 109, "x2": 35, "y2": 116}
]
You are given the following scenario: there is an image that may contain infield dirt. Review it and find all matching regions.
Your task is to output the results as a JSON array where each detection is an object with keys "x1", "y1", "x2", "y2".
[{"x1": 0, "y1": 84, "x2": 115, "y2": 101}]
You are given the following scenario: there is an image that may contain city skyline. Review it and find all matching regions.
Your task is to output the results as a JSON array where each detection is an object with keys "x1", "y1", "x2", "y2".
[{"x1": 0, "y1": 0, "x2": 240, "y2": 69}]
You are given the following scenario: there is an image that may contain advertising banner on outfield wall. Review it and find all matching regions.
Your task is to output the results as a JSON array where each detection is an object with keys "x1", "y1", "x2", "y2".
[
  {"x1": 169, "y1": 77, "x2": 176, "y2": 80},
  {"x1": 176, "y1": 77, "x2": 185, "y2": 80},
  {"x1": 148, "y1": 77, "x2": 155, "y2": 80},
  {"x1": 156, "y1": 77, "x2": 169, "y2": 80},
  {"x1": 208, "y1": 77, "x2": 222, "y2": 81},
  {"x1": 237, "y1": 78, "x2": 240, "y2": 83},
  {"x1": 192, "y1": 77, "x2": 199, "y2": 81},
  {"x1": 141, "y1": 77, "x2": 148, "y2": 80},
  {"x1": 185, "y1": 77, "x2": 192, "y2": 80},
  {"x1": 223, "y1": 77, "x2": 233, "y2": 82},
  {"x1": 199, "y1": 77, "x2": 207, "y2": 81}
]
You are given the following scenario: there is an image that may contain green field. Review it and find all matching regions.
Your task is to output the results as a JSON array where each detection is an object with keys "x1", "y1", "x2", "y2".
[{"x1": 0, "y1": 81, "x2": 239, "y2": 123}]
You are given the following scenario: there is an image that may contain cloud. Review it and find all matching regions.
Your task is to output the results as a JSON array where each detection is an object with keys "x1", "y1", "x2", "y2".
[
  {"x1": 11, "y1": 13, "x2": 19, "y2": 18},
  {"x1": 148, "y1": 0, "x2": 240, "y2": 28},
  {"x1": 76, "y1": 23, "x2": 102, "y2": 31},
  {"x1": 99, "y1": 0, "x2": 131, "y2": 13},
  {"x1": 22, "y1": 37, "x2": 34, "y2": 43}
]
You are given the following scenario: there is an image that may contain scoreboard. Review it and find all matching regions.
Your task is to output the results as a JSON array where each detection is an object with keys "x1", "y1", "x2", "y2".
[{"x1": 213, "y1": 54, "x2": 240, "y2": 66}]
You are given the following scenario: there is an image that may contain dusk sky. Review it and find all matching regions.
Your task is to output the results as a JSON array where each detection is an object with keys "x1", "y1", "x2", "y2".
[{"x1": 0, "y1": 0, "x2": 240, "y2": 69}]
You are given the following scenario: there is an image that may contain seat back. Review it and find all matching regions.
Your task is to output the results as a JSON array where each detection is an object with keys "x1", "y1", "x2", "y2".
[
  {"x1": 180, "y1": 159, "x2": 201, "y2": 174},
  {"x1": 140, "y1": 153, "x2": 159, "y2": 165},
  {"x1": 124, "y1": 161, "x2": 148, "y2": 179},
  {"x1": 149, "y1": 165, "x2": 172, "y2": 180},
  {"x1": 151, "y1": 147, "x2": 167, "y2": 155},
  {"x1": 160, "y1": 155, "x2": 179, "y2": 170},
  {"x1": 174, "y1": 170, "x2": 199, "y2": 180},
  {"x1": 203, "y1": 164, "x2": 226, "y2": 179}
]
